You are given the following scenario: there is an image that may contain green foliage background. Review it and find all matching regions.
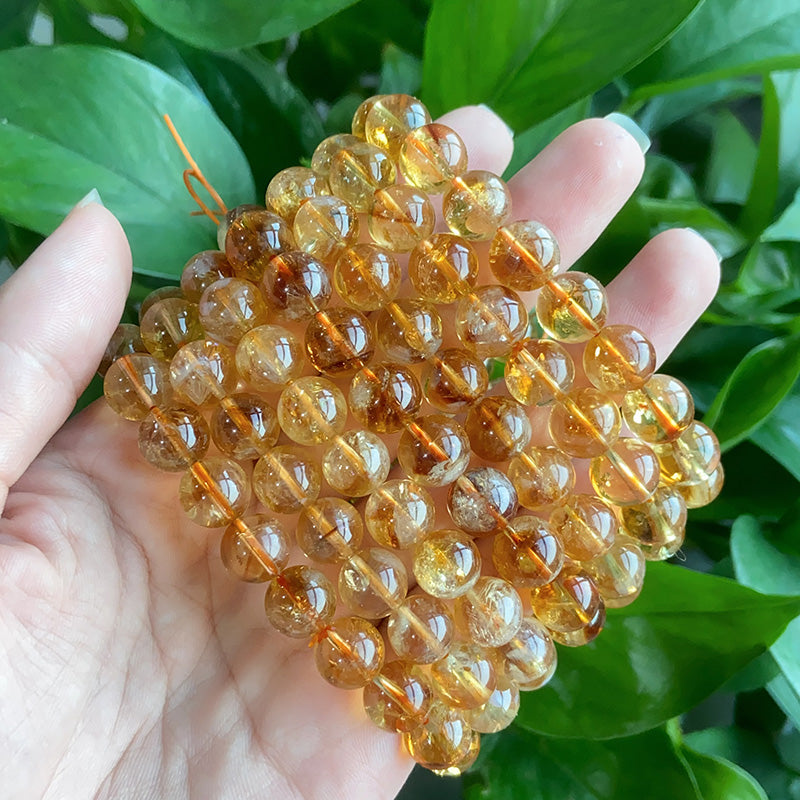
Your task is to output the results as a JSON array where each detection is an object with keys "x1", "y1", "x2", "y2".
[{"x1": 2, "y1": 0, "x2": 800, "y2": 796}]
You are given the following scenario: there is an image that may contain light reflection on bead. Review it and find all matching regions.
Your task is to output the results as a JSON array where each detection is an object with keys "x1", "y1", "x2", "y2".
[
  {"x1": 492, "y1": 516, "x2": 564, "y2": 588},
  {"x1": 489, "y1": 221, "x2": 560, "y2": 291},
  {"x1": 181, "y1": 250, "x2": 233, "y2": 303},
  {"x1": 621, "y1": 374, "x2": 694, "y2": 443},
  {"x1": 329, "y1": 140, "x2": 396, "y2": 212},
  {"x1": 235, "y1": 325, "x2": 303, "y2": 393},
  {"x1": 104, "y1": 353, "x2": 171, "y2": 420},
  {"x1": 312, "y1": 133, "x2": 361, "y2": 180},
  {"x1": 296, "y1": 497, "x2": 363, "y2": 564},
  {"x1": 365, "y1": 93, "x2": 431, "y2": 158},
  {"x1": 198, "y1": 278, "x2": 268, "y2": 346},
  {"x1": 315, "y1": 616, "x2": 385, "y2": 689},
  {"x1": 550, "y1": 494, "x2": 617, "y2": 562},
  {"x1": 508, "y1": 447, "x2": 575, "y2": 511},
  {"x1": 590, "y1": 438, "x2": 660, "y2": 506},
  {"x1": 402, "y1": 702, "x2": 475, "y2": 772},
  {"x1": 179, "y1": 458, "x2": 251, "y2": 527},
  {"x1": 138, "y1": 406, "x2": 209, "y2": 471},
  {"x1": 409, "y1": 233, "x2": 479, "y2": 304},
  {"x1": 536, "y1": 271, "x2": 607, "y2": 343},
  {"x1": 322, "y1": 430, "x2": 391, "y2": 496},
  {"x1": 352, "y1": 95, "x2": 385, "y2": 139},
  {"x1": 548, "y1": 387, "x2": 621, "y2": 458},
  {"x1": 334, "y1": 243, "x2": 401, "y2": 310},
  {"x1": 400, "y1": 123, "x2": 468, "y2": 192},
  {"x1": 531, "y1": 563, "x2": 602, "y2": 633},
  {"x1": 266, "y1": 166, "x2": 328, "y2": 224},
  {"x1": 431, "y1": 643, "x2": 497, "y2": 709},
  {"x1": 211, "y1": 393, "x2": 280, "y2": 459},
  {"x1": 620, "y1": 486, "x2": 687, "y2": 561},
  {"x1": 465, "y1": 677, "x2": 520, "y2": 733},
  {"x1": 422, "y1": 348, "x2": 488, "y2": 412},
  {"x1": 398, "y1": 415, "x2": 471, "y2": 487},
  {"x1": 363, "y1": 660, "x2": 433, "y2": 733},
  {"x1": 654, "y1": 420, "x2": 720, "y2": 485},
  {"x1": 365, "y1": 479, "x2": 435, "y2": 549},
  {"x1": 583, "y1": 324, "x2": 656, "y2": 395},
  {"x1": 305, "y1": 308, "x2": 375, "y2": 375},
  {"x1": 498, "y1": 617, "x2": 557, "y2": 690},
  {"x1": 678, "y1": 464, "x2": 724, "y2": 509},
  {"x1": 375, "y1": 299, "x2": 443, "y2": 363},
  {"x1": 550, "y1": 604, "x2": 606, "y2": 647},
  {"x1": 262, "y1": 250, "x2": 332, "y2": 322},
  {"x1": 216, "y1": 204, "x2": 262, "y2": 251},
  {"x1": 505, "y1": 338, "x2": 574, "y2": 406},
  {"x1": 455, "y1": 285, "x2": 528, "y2": 358},
  {"x1": 293, "y1": 195, "x2": 359, "y2": 263},
  {"x1": 443, "y1": 170, "x2": 511, "y2": 240},
  {"x1": 454, "y1": 577, "x2": 523, "y2": 647},
  {"x1": 338, "y1": 548, "x2": 408, "y2": 618},
  {"x1": 465, "y1": 396, "x2": 532, "y2": 462},
  {"x1": 225, "y1": 208, "x2": 294, "y2": 282},
  {"x1": 587, "y1": 539, "x2": 646, "y2": 608},
  {"x1": 349, "y1": 362, "x2": 422, "y2": 433},
  {"x1": 170, "y1": 339, "x2": 236, "y2": 407},
  {"x1": 220, "y1": 514, "x2": 290, "y2": 582},
  {"x1": 253, "y1": 446, "x2": 321, "y2": 514},
  {"x1": 413, "y1": 529, "x2": 481, "y2": 599},
  {"x1": 369, "y1": 185, "x2": 436, "y2": 253},
  {"x1": 264, "y1": 565, "x2": 336, "y2": 638},
  {"x1": 140, "y1": 297, "x2": 203, "y2": 360},
  {"x1": 277, "y1": 376, "x2": 347, "y2": 445},
  {"x1": 387, "y1": 593, "x2": 454, "y2": 664}
]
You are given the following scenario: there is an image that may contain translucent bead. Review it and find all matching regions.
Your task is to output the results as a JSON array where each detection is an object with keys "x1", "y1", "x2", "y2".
[
  {"x1": 315, "y1": 616, "x2": 385, "y2": 689},
  {"x1": 422, "y1": 348, "x2": 488, "y2": 412},
  {"x1": 455, "y1": 285, "x2": 528, "y2": 358},
  {"x1": 216, "y1": 203, "x2": 262, "y2": 251},
  {"x1": 387, "y1": 593, "x2": 454, "y2": 664},
  {"x1": 413, "y1": 529, "x2": 481, "y2": 599},
  {"x1": 590, "y1": 438, "x2": 660, "y2": 506},
  {"x1": 620, "y1": 486, "x2": 686, "y2": 561},
  {"x1": 264, "y1": 565, "x2": 335, "y2": 638},
  {"x1": 305, "y1": 308, "x2": 374, "y2": 375},
  {"x1": 328, "y1": 140, "x2": 396, "y2": 212},
  {"x1": 179, "y1": 458, "x2": 251, "y2": 527},
  {"x1": 584, "y1": 324, "x2": 656, "y2": 395},
  {"x1": 261, "y1": 250, "x2": 331, "y2": 322},
  {"x1": 550, "y1": 494, "x2": 618, "y2": 562},
  {"x1": 465, "y1": 677, "x2": 520, "y2": 734},
  {"x1": 138, "y1": 406, "x2": 209, "y2": 471},
  {"x1": 235, "y1": 324, "x2": 303, "y2": 393},
  {"x1": 454, "y1": 577, "x2": 523, "y2": 647},
  {"x1": 333, "y1": 243, "x2": 401, "y2": 310},
  {"x1": 402, "y1": 703, "x2": 475, "y2": 772},
  {"x1": 266, "y1": 166, "x2": 328, "y2": 224},
  {"x1": 339, "y1": 548, "x2": 408, "y2": 618},
  {"x1": 536, "y1": 271, "x2": 608, "y2": 343},
  {"x1": 397, "y1": 415, "x2": 471, "y2": 486},
  {"x1": 181, "y1": 250, "x2": 233, "y2": 302},
  {"x1": 548, "y1": 387, "x2": 621, "y2": 458},
  {"x1": 531, "y1": 563, "x2": 602, "y2": 633},
  {"x1": 322, "y1": 430, "x2": 391, "y2": 496},
  {"x1": 293, "y1": 195, "x2": 359, "y2": 263},
  {"x1": 277, "y1": 376, "x2": 347, "y2": 445},
  {"x1": 211, "y1": 393, "x2": 280, "y2": 459},
  {"x1": 588, "y1": 539, "x2": 646, "y2": 608},
  {"x1": 448, "y1": 467, "x2": 518, "y2": 536},
  {"x1": 104, "y1": 353, "x2": 171, "y2": 420},
  {"x1": 352, "y1": 95, "x2": 384, "y2": 139},
  {"x1": 508, "y1": 447, "x2": 575, "y2": 511},
  {"x1": 369, "y1": 185, "x2": 435, "y2": 253},
  {"x1": 365, "y1": 93, "x2": 431, "y2": 158},
  {"x1": 623, "y1": 374, "x2": 695, "y2": 444},
  {"x1": 253, "y1": 446, "x2": 321, "y2": 514},
  {"x1": 550, "y1": 604, "x2": 606, "y2": 647},
  {"x1": 349, "y1": 362, "x2": 422, "y2": 433},
  {"x1": 400, "y1": 123, "x2": 468, "y2": 193},
  {"x1": 408, "y1": 233, "x2": 479, "y2": 304},
  {"x1": 443, "y1": 170, "x2": 511, "y2": 240},
  {"x1": 364, "y1": 661, "x2": 433, "y2": 733},
  {"x1": 653, "y1": 420, "x2": 720, "y2": 485},
  {"x1": 296, "y1": 497, "x2": 364, "y2": 564},
  {"x1": 140, "y1": 298, "x2": 203, "y2": 360},
  {"x1": 220, "y1": 515, "x2": 290, "y2": 582},
  {"x1": 465, "y1": 396, "x2": 532, "y2": 462},
  {"x1": 498, "y1": 617, "x2": 557, "y2": 690},
  {"x1": 99, "y1": 323, "x2": 146, "y2": 376},
  {"x1": 489, "y1": 221, "x2": 560, "y2": 291},
  {"x1": 170, "y1": 339, "x2": 236, "y2": 407},
  {"x1": 375, "y1": 299, "x2": 443, "y2": 363},
  {"x1": 198, "y1": 278, "x2": 268, "y2": 346},
  {"x1": 505, "y1": 338, "x2": 574, "y2": 406},
  {"x1": 431, "y1": 643, "x2": 497, "y2": 709},
  {"x1": 679, "y1": 464, "x2": 724, "y2": 509},
  {"x1": 311, "y1": 133, "x2": 361, "y2": 180},
  {"x1": 225, "y1": 208, "x2": 294, "y2": 282},
  {"x1": 365, "y1": 479, "x2": 435, "y2": 549},
  {"x1": 492, "y1": 516, "x2": 564, "y2": 588},
  {"x1": 139, "y1": 286, "x2": 183, "y2": 323}
]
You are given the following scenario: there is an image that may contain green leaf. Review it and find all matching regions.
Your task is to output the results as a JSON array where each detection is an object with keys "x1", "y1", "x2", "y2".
[
  {"x1": 682, "y1": 747, "x2": 769, "y2": 800},
  {"x1": 751, "y1": 389, "x2": 800, "y2": 482},
  {"x1": 764, "y1": 189, "x2": 800, "y2": 243},
  {"x1": 378, "y1": 44, "x2": 422, "y2": 95},
  {"x1": 515, "y1": 563, "x2": 800, "y2": 739},
  {"x1": 130, "y1": 0, "x2": 358, "y2": 50},
  {"x1": 775, "y1": 70, "x2": 800, "y2": 212},
  {"x1": 703, "y1": 333, "x2": 800, "y2": 450},
  {"x1": 421, "y1": 0, "x2": 702, "y2": 129},
  {"x1": 736, "y1": 241, "x2": 800, "y2": 296},
  {"x1": 0, "y1": 45, "x2": 255, "y2": 280},
  {"x1": 704, "y1": 111, "x2": 758, "y2": 207},
  {"x1": 0, "y1": 0, "x2": 37, "y2": 47}
]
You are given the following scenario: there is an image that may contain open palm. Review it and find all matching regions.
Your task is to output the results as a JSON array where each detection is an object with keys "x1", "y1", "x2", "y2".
[{"x1": 0, "y1": 106, "x2": 720, "y2": 800}]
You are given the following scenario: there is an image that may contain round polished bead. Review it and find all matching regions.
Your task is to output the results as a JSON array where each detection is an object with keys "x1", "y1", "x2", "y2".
[
  {"x1": 369, "y1": 185, "x2": 435, "y2": 253},
  {"x1": 498, "y1": 617, "x2": 557, "y2": 690},
  {"x1": 454, "y1": 577, "x2": 523, "y2": 647},
  {"x1": 508, "y1": 447, "x2": 575, "y2": 511},
  {"x1": 315, "y1": 616, "x2": 385, "y2": 689},
  {"x1": 349, "y1": 362, "x2": 422, "y2": 433},
  {"x1": 170, "y1": 339, "x2": 236, "y2": 407},
  {"x1": 375, "y1": 299, "x2": 443, "y2": 363},
  {"x1": 505, "y1": 338, "x2": 574, "y2": 406},
  {"x1": 679, "y1": 464, "x2": 724, "y2": 509},
  {"x1": 422, "y1": 348, "x2": 489, "y2": 412},
  {"x1": 584, "y1": 324, "x2": 656, "y2": 395},
  {"x1": 465, "y1": 396, "x2": 532, "y2": 462},
  {"x1": 402, "y1": 702, "x2": 474, "y2": 772},
  {"x1": 198, "y1": 278, "x2": 268, "y2": 346},
  {"x1": 588, "y1": 539, "x2": 646, "y2": 609},
  {"x1": 431, "y1": 643, "x2": 497, "y2": 709},
  {"x1": 400, "y1": 122, "x2": 468, "y2": 192},
  {"x1": 365, "y1": 93, "x2": 431, "y2": 158},
  {"x1": 489, "y1": 221, "x2": 560, "y2": 291},
  {"x1": 266, "y1": 166, "x2": 328, "y2": 224},
  {"x1": 334, "y1": 243, "x2": 401, "y2": 310},
  {"x1": 623, "y1": 374, "x2": 695, "y2": 444},
  {"x1": 408, "y1": 233, "x2": 479, "y2": 304},
  {"x1": 536, "y1": 271, "x2": 608, "y2": 342},
  {"x1": 262, "y1": 250, "x2": 331, "y2": 322},
  {"x1": 455, "y1": 285, "x2": 528, "y2": 358},
  {"x1": 550, "y1": 494, "x2": 618, "y2": 562},
  {"x1": 465, "y1": 677, "x2": 520, "y2": 734},
  {"x1": 448, "y1": 467, "x2": 518, "y2": 536},
  {"x1": 352, "y1": 94, "x2": 385, "y2": 139},
  {"x1": 322, "y1": 430, "x2": 391, "y2": 496},
  {"x1": 365, "y1": 479, "x2": 435, "y2": 549},
  {"x1": 413, "y1": 529, "x2": 481, "y2": 599},
  {"x1": 99, "y1": 323, "x2": 146, "y2": 376},
  {"x1": 220, "y1": 514, "x2": 290, "y2": 582},
  {"x1": 306, "y1": 308, "x2": 374, "y2": 375},
  {"x1": 277, "y1": 376, "x2": 347, "y2": 445},
  {"x1": 590, "y1": 438, "x2": 660, "y2": 506},
  {"x1": 296, "y1": 497, "x2": 364, "y2": 564},
  {"x1": 216, "y1": 203, "x2": 262, "y2": 251},
  {"x1": 550, "y1": 604, "x2": 606, "y2": 647},
  {"x1": 443, "y1": 170, "x2": 511, "y2": 240},
  {"x1": 235, "y1": 324, "x2": 303, "y2": 393},
  {"x1": 293, "y1": 195, "x2": 359, "y2": 263},
  {"x1": 387, "y1": 593, "x2": 454, "y2": 664},
  {"x1": 531, "y1": 563, "x2": 602, "y2": 633},
  {"x1": 329, "y1": 140, "x2": 396, "y2": 212},
  {"x1": 492, "y1": 515, "x2": 564, "y2": 588},
  {"x1": 211, "y1": 393, "x2": 280, "y2": 459},
  {"x1": 181, "y1": 250, "x2": 233, "y2": 302},
  {"x1": 653, "y1": 420, "x2": 720, "y2": 485},
  {"x1": 225, "y1": 208, "x2": 294, "y2": 282},
  {"x1": 620, "y1": 486, "x2": 686, "y2": 561},
  {"x1": 140, "y1": 297, "x2": 203, "y2": 360},
  {"x1": 339, "y1": 548, "x2": 408, "y2": 618},
  {"x1": 179, "y1": 458, "x2": 251, "y2": 527},
  {"x1": 548, "y1": 387, "x2": 621, "y2": 458},
  {"x1": 253, "y1": 446, "x2": 321, "y2": 514},
  {"x1": 139, "y1": 287, "x2": 183, "y2": 324},
  {"x1": 264, "y1": 565, "x2": 335, "y2": 638},
  {"x1": 397, "y1": 415, "x2": 471, "y2": 486},
  {"x1": 104, "y1": 353, "x2": 170, "y2": 420},
  {"x1": 139, "y1": 406, "x2": 209, "y2": 471},
  {"x1": 364, "y1": 661, "x2": 433, "y2": 733},
  {"x1": 311, "y1": 133, "x2": 361, "y2": 179}
]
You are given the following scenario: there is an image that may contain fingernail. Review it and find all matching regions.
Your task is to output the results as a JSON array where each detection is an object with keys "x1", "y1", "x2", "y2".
[
  {"x1": 478, "y1": 103, "x2": 514, "y2": 138},
  {"x1": 604, "y1": 112, "x2": 651, "y2": 154},
  {"x1": 685, "y1": 227, "x2": 723, "y2": 262},
  {"x1": 74, "y1": 188, "x2": 105, "y2": 210}
]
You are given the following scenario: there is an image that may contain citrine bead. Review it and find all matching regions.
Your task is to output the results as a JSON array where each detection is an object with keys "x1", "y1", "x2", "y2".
[
  {"x1": 550, "y1": 604, "x2": 606, "y2": 647},
  {"x1": 465, "y1": 395, "x2": 532, "y2": 462},
  {"x1": 550, "y1": 494, "x2": 618, "y2": 562},
  {"x1": 443, "y1": 170, "x2": 511, "y2": 240},
  {"x1": 679, "y1": 464, "x2": 724, "y2": 509},
  {"x1": 253, "y1": 446, "x2": 321, "y2": 514},
  {"x1": 465, "y1": 677, "x2": 520, "y2": 734},
  {"x1": 328, "y1": 140, "x2": 396, "y2": 212},
  {"x1": 216, "y1": 203, "x2": 262, "y2": 251},
  {"x1": 140, "y1": 297, "x2": 203, "y2": 360},
  {"x1": 584, "y1": 324, "x2": 656, "y2": 395},
  {"x1": 264, "y1": 565, "x2": 336, "y2": 638},
  {"x1": 455, "y1": 285, "x2": 528, "y2": 358},
  {"x1": 454, "y1": 577, "x2": 523, "y2": 647},
  {"x1": 305, "y1": 307, "x2": 375, "y2": 375},
  {"x1": 261, "y1": 250, "x2": 331, "y2": 322},
  {"x1": 489, "y1": 221, "x2": 560, "y2": 291},
  {"x1": 375, "y1": 299, "x2": 443, "y2": 363},
  {"x1": 352, "y1": 94, "x2": 385, "y2": 139},
  {"x1": 138, "y1": 406, "x2": 209, "y2": 471},
  {"x1": 387, "y1": 593, "x2": 454, "y2": 664},
  {"x1": 408, "y1": 233, "x2": 479, "y2": 304},
  {"x1": 315, "y1": 616, "x2": 385, "y2": 689},
  {"x1": 139, "y1": 286, "x2": 183, "y2": 323},
  {"x1": 448, "y1": 467, "x2": 518, "y2": 536},
  {"x1": 235, "y1": 324, "x2": 303, "y2": 393},
  {"x1": 505, "y1": 338, "x2": 574, "y2": 406},
  {"x1": 364, "y1": 93, "x2": 431, "y2": 158},
  {"x1": 422, "y1": 348, "x2": 488, "y2": 412},
  {"x1": 653, "y1": 420, "x2": 720, "y2": 485},
  {"x1": 296, "y1": 497, "x2": 364, "y2": 564},
  {"x1": 211, "y1": 393, "x2": 280, "y2": 459},
  {"x1": 277, "y1": 376, "x2": 347, "y2": 445},
  {"x1": 531, "y1": 563, "x2": 602, "y2": 633},
  {"x1": 180, "y1": 250, "x2": 233, "y2": 302},
  {"x1": 349, "y1": 362, "x2": 422, "y2": 433},
  {"x1": 413, "y1": 529, "x2": 481, "y2": 599},
  {"x1": 198, "y1": 277, "x2": 268, "y2": 346},
  {"x1": 431, "y1": 643, "x2": 497, "y2": 709},
  {"x1": 402, "y1": 703, "x2": 475, "y2": 772},
  {"x1": 492, "y1": 515, "x2": 564, "y2": 588},
  {"x1": 622, "y1": 374, "x2": 695, "y2": 444},
  {"x1": 104, "y1": 353, "x2": 171, "y2": 420},
  {"x1": 590, "y1": 438, "x2": 660, "y2": 506},
  {"x1": 293, "y1": 195, "x2": 359, "y2": 263},
  {"x1": 333, "y1": 243, "x2": 401, "y2": 310},
  {"x1": 224, "y1": 208, "x2": 294, "y2": 282},
  {"x1": 536, "y1": 271, "x2": 608, "y2": 343},
  {"x1": 620, "y1": 486, "x2": 686, "y2": 561},
  {"x1": 220, "y1": 514, "x2": 290, "y2": 582},
  {"x1": 397, "y1": 415, "x2": 471, "y2": 487},
  {"x1": 508, "y1": 447, "x2": 575, "y2": 511},
  {"x1": 179, "y1": 458, "x2": 251, "y2": 527},
  {"x1": 548, "y1": 386, "x2": 621, "y2": 458},
  {"x1": 400, "y1": 122, "x2": 468, "y2": 193},
  {"x1": 365, "y1": 478, "x2": 435, "y2": 549},
  {"x1": 363, "y1": 660, "x2": 433, "y2": 733},
  {"x1": 368, "y1": 185, "x2": 435, "y2": 253},
  {"x1": 266, "y1": 166, "x2": 328, "y2": 224},
  {"x1": 338, "y1": 548, "x2": 408, "y2": 618},
  {"x1": 588, "y1": 539, "x2": 646, "y2": 609},
  {"x1": 311, "y1": 133, "x2": 361, "y2": 180},
  {"x1": 99, "y1": 323, "x2": 146, "y2": 376},
  {"x1": 322, "y1": 430, "x2": 391, "y2": 496},
  {"x1": 498, "y1": 616, "x2": 557, "y2": 690},
  {"x1": 170, "y1": 339, "x2": 236, "y2": 407}
]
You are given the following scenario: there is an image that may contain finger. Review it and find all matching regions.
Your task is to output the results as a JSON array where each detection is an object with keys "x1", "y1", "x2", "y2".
[
  {"x1": 606, "y1": 227, "x2": 721, "y2": 365},
  {"x1": 0, "y1": 198, "x2": 131, "y2": 509},
  {"x1": 437, "y1": 104, "x2": 515, "y2": 176}
]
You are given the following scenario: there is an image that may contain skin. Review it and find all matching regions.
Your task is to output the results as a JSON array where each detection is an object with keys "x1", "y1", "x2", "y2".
[{"x1": 0, "y1": 105, "x2": 719, "y2": 800}]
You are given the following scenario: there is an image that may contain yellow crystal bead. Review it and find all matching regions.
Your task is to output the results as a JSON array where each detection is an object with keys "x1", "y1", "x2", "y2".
[
  {"x1": 363, "y1": 661, "x2": 433, "y2": 733},
  {"x1": 170, "y1": 339, "x2": 236, "y2": 407},
  {"x1": 548, "y1": 386, "x2": 621, "y2": 458},
  {"x1": 679, "y1": 464, "x2": 724, "y2": 509},
  {"x1": 536, "y1": 271, "x2": 608, "y2": 343},
  {"x1": 140, "y1": 297, "x2": 203, "y2": 360},
  {"x1": 220, "y1": 514, "x2": 290, "y2": 582},
  {"x1": 508, "y1": 447, "x2": 575, "y2": 511},
  {"x1": 338, "y1": 547, "x2": 408, "y2": 618},
  {"x1": 387, "y1": 593, "x2": 454, "y2": 664},
  {"x1": 311, "y1": 133, "x2": 361, "y2": 179},
  {"x1": 454, "y1": 577, "x2": 523, "y2": 647},
  {"x1": 588, "y1": 539, "x2": 646, "y2": 609},
  {"x1": 550, "y1": 494, "x2": 618, "y2": 562},
  {"x1": 138, "y1": 405, "x2": 209, "y2": 471},
  {"x1": 181, "y1": 251, "x2": 234, "y2": 303},
  {"x1": 253, "y1": 446, "x2": 321, "y2": 514},
  {"x1": 328, "y1": 140, "x2": 396, "y2": 212},
  {"x1": 653, "y1": 420, "x2": 720, "y2": 485},
  {"x1": 315, "y1": 616, "x2": 385, "y2": 689},
  {"x1": 498, "y1": 616, "x2": 557, "y2": 690},
  {"x1": 443, "y1": 170, "x2": 511, "y2": 240},
  {"x1": 505, "y1": 338, "x2": 574, "y2": 406},
  {"x1": 622, "y1": 374, "x2": 695, "y2": 444},
  {"x1": 179, "y1": 458, "x2": 251, "y2": 527},
  {"x1": 322, "y1": 430, "x2": 391, "y2": 496},
  {"x1": 333, "y1": 243, "x2": 401, "y2": 310},
  {"x1": 216, "y1": 203, "x2": 261, "y2": 251},
  {"x1": 266, "y1": 166, "x2": 328, "y2": 224},
  {"x1": 531, "y1": 563, "x2": 602, "y2": 634},
  {"x1": 139, "y1": 286, "x2": 183, "y2": 323},
  {"x1": 413, "y1": 529, "x2": 481, "y2": 599},
  {"x1": 489, "y1": 221, "x2": 560, "y2": 291},
  {"x1": 448, "y1": 467, "x2": 518, "y2": 536},
  {"x1": 104, "y1": 353, "x2": 171, "y2": 420},
  {"x1": 296, "y1": 497, "x2": 364, "y2": 564},
  {"x1": 465, "y1": 395, "x2": 532, "y2": 462},
  {"x1": 352, "y1": 94, "x2": 385, "y2": 139},
  {"x1": 293, "y1": 195, "x2": 359, "y2": 263},
  {"x1": 402, "y1": 702, "x2": 475, "y2": 772},
  {"x1": 422, "y1": 348, "x2": 489, "y2": 412},
  {"x1": 99, "y1": 323, "x2": 146, "y2": 377},
  {"x1": 262, "y1": 250, "x2": 332, "y2": 322},
  {"x1": 211, "y1": 393, "x2": 280, "y2": 459},
  {"x1": 398, "y1": 415, "x2": 471, "y2": 487},
  {"x1": 198, "y1": 277, "x2": 268, "y2": 346},
  {"x1": 400, "y1": 122, "x2": 468, "y2": 193},
  {"x1": 224, "y1": 208, "x2": 294, "y2": 283},
  {"x1": 620, "y1": 486, "x2": 687, "y2": 560},
  {"x1": 368, "y1": 185, "x2": 436, "y2": 253},
  {"x1": 349, "y1": 362, "x2": 422, "y2": 433},
  {"x1": 492, "y1": 515, "x2": 564, "y2": 588},
  {"x1": 409, "y1": 233, "x2": 479, "y2": 303},
  {"x1": 364, "y1": 93, "x2": 431, "y2": 158},
  {"x1": 365, "y1": 478, "x2": 435, "y2": 549},
  {"x1": 455, "y1": 285, "x2": 528, "y2": 358},
  {"x1": 550, "y1": 604, "x2": 606, "y2": 647},
  {"x1": 235, "y1": 324, "x2": 303, "y2": 393},
  {"x1": 465, "y1": 677, "x2": 520, "y2": 734},
  {"x1": 583, "y1": 324, "x2": 656, "y2": 395},
  {"x1": 431, "y1": 643, "x2": 497, "y2": 709},
  {"x1": 305, "y1": 307, "x2": 375, "y2": 375},
  {"x1": 590, "y1": 438, "x2": 660, "y2": 506},
  {"x1": 277, "y1": 376, "x2": 347, "y2": 445},
  {"x1": 375, "y1": 299, "x2": 443, "y2": 363},
  {"x1": 264, "y1": 565, "x2": 336, "y2": 638}
]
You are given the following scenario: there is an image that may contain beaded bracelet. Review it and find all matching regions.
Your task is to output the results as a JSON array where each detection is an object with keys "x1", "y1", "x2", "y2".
[{"x1": 99, "y1": 93, "x2": 723, "y2": 775}]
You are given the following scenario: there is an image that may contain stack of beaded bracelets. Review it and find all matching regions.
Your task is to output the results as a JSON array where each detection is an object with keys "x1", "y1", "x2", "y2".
[{"x1": 99, "y1": 93, "x2": 723, "y2": 775}]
